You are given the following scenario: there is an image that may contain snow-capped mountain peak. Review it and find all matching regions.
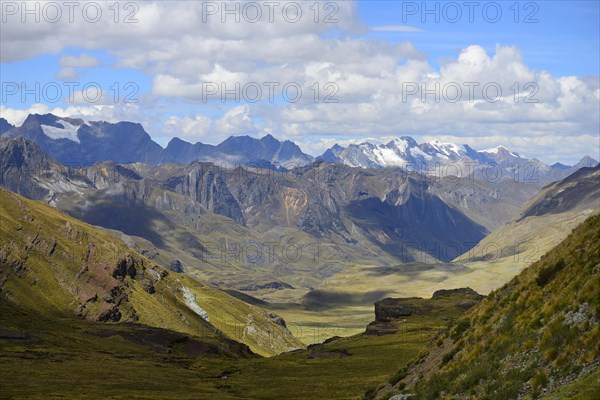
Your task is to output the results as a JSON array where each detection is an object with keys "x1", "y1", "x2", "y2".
[
  {"x1": 385, "y1": 136, "x2": 417, "y2": 153},
  {"x1": 415, "y1": 140, "x2": 466, "y2": 161},
  {"x1": 481, "y1": 145, "x2": 520, "y2": 158},
  {"x1": 318, "y1": 135, "x2": 546, "y2": 180}
]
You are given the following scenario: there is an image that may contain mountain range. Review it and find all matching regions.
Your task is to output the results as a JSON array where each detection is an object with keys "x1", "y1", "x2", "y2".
[
  {"x1": 0, "y1": 136, "x2": 539, "y2": 274},
  {"x1": 1, "y1": 114, "x2": 597, "y2": 186},
  {"x1": 320, "y1": 137, "x2": 598, "y2": 186}
]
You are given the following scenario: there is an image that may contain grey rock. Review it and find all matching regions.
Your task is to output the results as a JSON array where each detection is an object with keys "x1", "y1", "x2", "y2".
[
  {"x1": 166, "y1": 260, "x2": 184, "y2": 273},
  {"x1": 141, "y1": 278, "x2": 155, "y2": 294}
]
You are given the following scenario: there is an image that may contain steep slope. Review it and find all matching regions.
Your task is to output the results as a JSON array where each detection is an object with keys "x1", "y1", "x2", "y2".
[
  {"x1": 0, "y1": 118, "x2": 15, "y2": 135},
  {"x1": 0, "y1": 188, "x2": 302, "y2": 356},
  {"x1": 516, "y1": 164, "x2": 600, "y2": 221},
  {"x1": 450, "y1": 164, "x2": 600, "y2": 294},
  {"x1": 376, "y1": 214, "x2": 600, "y2": 399}
]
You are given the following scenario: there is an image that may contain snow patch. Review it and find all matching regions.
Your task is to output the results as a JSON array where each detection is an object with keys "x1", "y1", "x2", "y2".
[
  {"x1": 481, "y1": 145, "x2": 518, "y2": 157},
  {"x1": 373, "y1": 146, "x2": 406, "y2": 167},
  {"x1": 181, "y1": 286, "x2": 210, "y2": 322},
  {"x1": 428, "y1": 140, "x2": 465, "y2": 157},
  {"x1": 409, "y1": 146, "x2": 432, "y2": 160},
  {"x1": 40, "y1": 120, "x2": 82, "y2": 143},
  {"x1": 387, "y1": 138, "x2": 410, "y2": 153}
]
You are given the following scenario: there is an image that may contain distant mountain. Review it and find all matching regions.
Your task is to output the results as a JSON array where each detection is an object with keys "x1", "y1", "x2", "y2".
[
  {"x1": 2, "y1": 113, "x2": 314, "y2": 169},
  {"x1": 160, "y1": 137, "x2": 216, "y2": 165},
  {"x1": 0, "y1": 118, "x2": 14, "y2": 135},
  {"x1": 550, "y1": 162, "x2": 570, "y2": 170},
  {"x1": 161, "y1": 133, "x2": 314, "y2": 168},
  {"x1": 320, "y1": 139, "x2": 598, "y2": 186},
  {"x1": 3, "y1": 113, "x2": 596, "y2": 183},
  {"x1": 2, "y1": 114, "x2": 163, "y2": 166},
  {"x1": 318, "y1": 139, "x2": 487, "y2": 170}
]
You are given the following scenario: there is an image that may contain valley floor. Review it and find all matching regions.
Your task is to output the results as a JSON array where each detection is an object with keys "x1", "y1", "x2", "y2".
[{"x1": 0, "y1": 299, "x2": 445, "y2": 400}]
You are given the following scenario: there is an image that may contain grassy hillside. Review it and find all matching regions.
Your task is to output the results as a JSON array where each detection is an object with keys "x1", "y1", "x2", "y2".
[
  {"x1": 0, "y1": 188, "x2": 302, "y2": 356},
  {"x1": 0, "y1": 281, "x2": 479, "y2": 399},
  {"x1": 377, "y1": 214, "x2": 600, "y2": 399}
]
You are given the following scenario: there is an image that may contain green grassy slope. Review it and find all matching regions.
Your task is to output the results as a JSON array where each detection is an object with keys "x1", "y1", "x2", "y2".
[
  {"x1": 379, "y1": 214, "x2": 600, "y2": 399},
  {"x1": 0, "y1": 188, "x2": 302, "y2": 356}
]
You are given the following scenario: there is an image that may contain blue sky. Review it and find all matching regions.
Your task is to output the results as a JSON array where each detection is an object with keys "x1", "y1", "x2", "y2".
[
  {"x1": 1, "y1": 1, "x2": 599, "y2": 164},
  {"x1": 363, "y1": 1, "x2": 599, "y2": 76}
]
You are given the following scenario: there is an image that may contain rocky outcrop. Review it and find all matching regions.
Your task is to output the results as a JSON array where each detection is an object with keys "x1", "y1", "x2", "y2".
[
  {"x1": 374, "y1": 298, "x2": 424, "y2": 322},
  {"x1": 374, "y1": 288, "x2": 484, "y2": 322},
  {"x1": 166, "y1": 259, "x2": 184, "y2": 273},
  {"x1": 112, "y1": 254, "x2": 139, "y2": 280},
  {"x1": 267, "y1": 312, "x2": 287, "y2": 328},
  {"x1": 431, "y1": 288, "x2": 483, "y2": 299}
]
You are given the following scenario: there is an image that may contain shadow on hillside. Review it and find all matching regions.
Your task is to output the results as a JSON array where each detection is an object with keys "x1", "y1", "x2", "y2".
[{"x1": 346, "y1": 193, "x2": 488, "y2": 262}]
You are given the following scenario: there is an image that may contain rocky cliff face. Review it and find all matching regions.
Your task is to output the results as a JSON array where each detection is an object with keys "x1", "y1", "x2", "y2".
[{"x1": 163, "y1": 164, "x2": 245, "y2": 224}]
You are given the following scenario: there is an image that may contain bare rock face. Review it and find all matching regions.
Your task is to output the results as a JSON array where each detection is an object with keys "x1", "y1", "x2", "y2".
[
  {"x1": 166, "y1": 260, "x2": 184, "y2": 273},
  {"x1": 374, "y1": 298, "x2": 423, "y2": 322},
  {"x1": 98, "y1": 305, "x2": 122, "y2": 322},
  {"x1": 141, "y1": 278, "x2": 155, "y2": 294},
  {"x1": 112, "y1": 255, "x2": 139, "y2": 280},
  {"x1": 267, "y1": 312, "x2": 287, "y2": 328}
]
